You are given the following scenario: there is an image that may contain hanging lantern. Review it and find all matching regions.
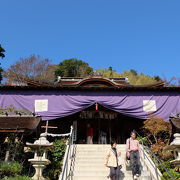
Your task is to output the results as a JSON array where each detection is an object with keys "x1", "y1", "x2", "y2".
[{"x1": 95, "y1": 103, "x2": 98, "y2": 111}]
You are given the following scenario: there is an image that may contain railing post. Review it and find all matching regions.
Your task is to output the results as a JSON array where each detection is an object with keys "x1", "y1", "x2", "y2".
[
  {"x1": 66, "y1": 151, "x2": 68, "y2": 179},
  {"x1": 142, "y1": 139, "x2": 145, "y2": 159},
  {"x1": 60, "y1": 126, "x2": 74, "y2": 180}
]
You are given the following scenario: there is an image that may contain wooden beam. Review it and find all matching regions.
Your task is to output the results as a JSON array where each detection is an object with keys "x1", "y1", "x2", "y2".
[
  {"x1": 0, "y1": 129, "x2": 25, "y2": 133},
  {"x1": 41, "y1": 126, "x2": 58, "y2": 129}
]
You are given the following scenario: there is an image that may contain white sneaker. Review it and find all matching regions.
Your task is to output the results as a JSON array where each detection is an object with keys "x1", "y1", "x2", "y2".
[
  {"x1": 136, "y1": 174, "x2": 140, "y2": 177},
  {"x1": 133, "y1": 175, "x2": 137, "y2": 179}
]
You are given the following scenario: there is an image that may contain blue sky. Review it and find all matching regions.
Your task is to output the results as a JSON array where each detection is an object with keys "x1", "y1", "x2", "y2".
[{"x1": 1, "y1": 0, "x2": 180, "y2": 79}]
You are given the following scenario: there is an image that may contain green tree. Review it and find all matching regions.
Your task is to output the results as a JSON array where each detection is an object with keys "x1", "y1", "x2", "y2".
[
  {"x1": 0, "y1": 45, "x2": 5, "y2": 58},
  {"x1": 130, "y1": 69, "x2": 138, "y2": 76},
  {"x1": 0, "y1": 67, "x2": 3, "y2": 83},
  {"x1": 55, "y1": 58, "x2": 93, "y2": 77},
  {"x1": 96, "y1": 68, "x2": 160, "y2": 85},
  {"x1": 0, "y1": 45, "x2": 5, "y2": 84},
  {"x1": 153, "y1": 75, "x2": 161, "y2": 82},
  {"x1": 108, "y1": 66, "x2": 113, "y2": 78}
]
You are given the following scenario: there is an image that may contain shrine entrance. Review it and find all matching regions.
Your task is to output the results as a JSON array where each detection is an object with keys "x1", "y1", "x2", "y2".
[
  {"x1": 75, "y1": 104, "x2": 144, "y2": 144},
  {"x1": 41, "y1": 104, "x2": 144, "y2": 144}
]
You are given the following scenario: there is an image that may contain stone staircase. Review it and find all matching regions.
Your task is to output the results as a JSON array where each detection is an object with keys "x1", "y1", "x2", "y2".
[{"x1": 72, "y1": 144, "x2": 152, "y2": 180}]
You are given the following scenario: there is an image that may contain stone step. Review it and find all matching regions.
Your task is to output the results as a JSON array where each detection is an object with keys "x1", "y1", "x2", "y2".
[
  {"x1": 73, "y1": 171, "x2": 151, "y2": 179},
  {"x1": 76, "y1": 148, "x2": 126, "y2": 151},
  {"x1": 76, "y1": 155, "x2": 125, "y2": 161},
  {"x1": 75, "y1": 151, "x2": 127, "y2": 155},
  {"x1": 76, "y1": 144, "x2": 126, "y2": 147},
  {"x1": 74, "y1": 159, "x2": 108, "y2": 164},
  {"x1": 76, "y1": 146, "x2": 126, "y2": 149},
  {"x1": 73, "y1": 171, "x2": 131, "y2": 176},
  {"x1": 73, "y1": 169, "x2": 150, "y2": 175},
  {"x1": 76, "y1": 147, "x2": 126, "y2": 149},
  {"x1": 75, "y1": 153, "x2": 126, "y2": 158},
  {"x1": 71, "y1": 145, "x2": 152, "y2": 180},
  {"x1": 75, "y1": 153, "x2": 127, "y2": 157},
  {"x1": 73, "y1": 169, "x2": 133, "y2": 175},
  {"x1": 74, "y1": 167, "x2": 109, "y2": 172},
  {"x1": 75, "y1": 156, "x2": 106, "y2": 159},
  {"x1": 72, "y1": 176, "x2": 133, "y2": 180},
  {"x1": 75, "y1": 157, "x2": 125, "y2": 163},
  {"x1": 76, "y1": 149, "x2": 126, "y2": 153},
  {"x1": 74, "y1": 164, "x2": 128, "y2": 171},
  {"x1": 72, "y1": 176, "x2": 151, "y2": 180},
  {"x1": 76, "y1": 151, "x2": 126, "y2": 154},
  {"x1": 76, "y1": 150, "x2": 127, "y2": 153},
  {"x1": 76, "y1": 145, "x2": 126, "y2": 150},
  {"x1": 75, "y1": 164, "x2": 129, "y2": 169},
  {"x1": 76, "y1": 150, "x2": 126, "y2": 153},
  {"x1": 73, "y1": 170, "x2": 150, "y2": 175}
]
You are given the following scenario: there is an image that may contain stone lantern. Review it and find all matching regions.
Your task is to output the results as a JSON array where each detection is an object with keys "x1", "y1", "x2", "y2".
[
  {"x1": 26, "y1": 133, "x2": 53, "y2": 180},
  {"x1": 165, "y1": 133, "x2": 180, "y2": 169},
  {"x1": 165, "y1": 115, "x2": 180, "y2": 170}
]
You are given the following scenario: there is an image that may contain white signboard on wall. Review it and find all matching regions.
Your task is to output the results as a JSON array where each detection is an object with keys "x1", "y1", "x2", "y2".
[
  {"x1": 35, "y1": 99, "x2": 48, "y2": 112},
  {"x1": 143, "y1": 100, "x2": 157, "y2": 112}
]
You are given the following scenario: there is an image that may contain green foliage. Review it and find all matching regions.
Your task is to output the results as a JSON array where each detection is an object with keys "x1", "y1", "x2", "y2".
[
  {"x1": 108, "y1": 66, "x2": 113, "y2": 78},
  {"x1": 130, "y1": 69, "x2": 138, "y2": 76},
  {"x1": 0, "y1": 67, "x2": 3, "y2": 83},
  {"x1": 45, "y1": 139, "x2": 67, "y2": 180},
  {"x1": 0, "y1": 105, "x2": 33, "y2": 115},
  {"x1": 0, "y1": 44, "x2": 5, "y2": 58},
  {"x1": 0, "y1": 44, "x2": 5, "y2": 83},
  {"x1": 2, "y1": 176, "x2": 32, "y2": 180},
  {"x1": 0, "y1": 132, "x2": 34, "y2": 177},
  {"x1": 51, "y1": 139, "x2": 66, "y2": 163},
  {"x1": 96, "y1": 68, "x2": 160, "y2": 85},
  {"x1": 136, "y1": 136, "x2": 149, "y2": 145},
  {"x1": 0, "y1": 161, "x2": 22, "y2": 178},
  {"x1": 55, "y1": 58, "x2": 93, "y2": 77},
  {"x1": 157, "y1": 161, "x2": 172, "y2": 173},
  {"x1": 161, "y1": 168, "x2": 180, "y2": 180},
  {"x1": 154, "y1": 75, "x2": 162, "y2": 82},
  {"x1": 156, "y1": 159, "x2": 179, "y2": 180},
  {"x1": 0, "y1": 161, "x2": 22, "y2": 173}
]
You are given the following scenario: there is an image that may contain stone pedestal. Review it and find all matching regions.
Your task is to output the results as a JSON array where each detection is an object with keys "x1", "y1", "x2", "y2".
[{"x1": 32, "y1": 164, "x2": 46, "y2": 180}]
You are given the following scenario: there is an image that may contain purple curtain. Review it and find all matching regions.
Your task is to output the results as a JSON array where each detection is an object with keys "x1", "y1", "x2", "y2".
[{"x1": 0, "y1": 90, "x2": 180, "y2": 121}]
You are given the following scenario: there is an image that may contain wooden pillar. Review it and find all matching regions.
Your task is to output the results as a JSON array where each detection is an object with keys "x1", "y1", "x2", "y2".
[
  {"x1": 98, "y1": 118, "x2": 100, "y2": 144},
  {"x1": 45, "y1": 120, "x2": 49, "y2": 133},
  {"x1": 109, "y1": 119, "x2": 111, "y2": 143}
]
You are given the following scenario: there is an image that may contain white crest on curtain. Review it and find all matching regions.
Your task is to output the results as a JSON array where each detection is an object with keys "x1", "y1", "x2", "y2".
[
  {"x1": 35, "y1": 99, "x2": 48, "y2": 112},
  {"x1": 143, "y1": 100, "x2": 157, "y2": 112}
]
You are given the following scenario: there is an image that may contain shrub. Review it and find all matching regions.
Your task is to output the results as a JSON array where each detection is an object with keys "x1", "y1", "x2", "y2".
[
  {"x1": 136, "y1": 136, "x2": 149, "y2": 145},
  {"x1": 0, "y1": 161, "x2": 22, "y2": 178},
  {"x1": 157, "y1": 161, "x2": 180, "y2": 180},
  {"x1": 2, "y1": 176, "x2": 32, "y2": 180},
  {"x1": 44, "y1": 138, "x2": 67, "y2": 180},
  {"x1": 161, "y1": 169, "x2": 180, "y2": 180},
  {"x1": 157, "y1": 161, "x2": 172, "y2": 173}
]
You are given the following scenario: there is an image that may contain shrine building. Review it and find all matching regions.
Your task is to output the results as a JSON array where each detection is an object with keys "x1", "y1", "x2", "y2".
[{"x1": 0, "y1": 76, "x2": 180, "y2": 143}]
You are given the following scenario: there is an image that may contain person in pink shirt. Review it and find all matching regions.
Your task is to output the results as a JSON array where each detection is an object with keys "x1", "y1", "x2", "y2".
[{"x1": 126, "y1": 131, "x2": 141, "y2": 180}]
